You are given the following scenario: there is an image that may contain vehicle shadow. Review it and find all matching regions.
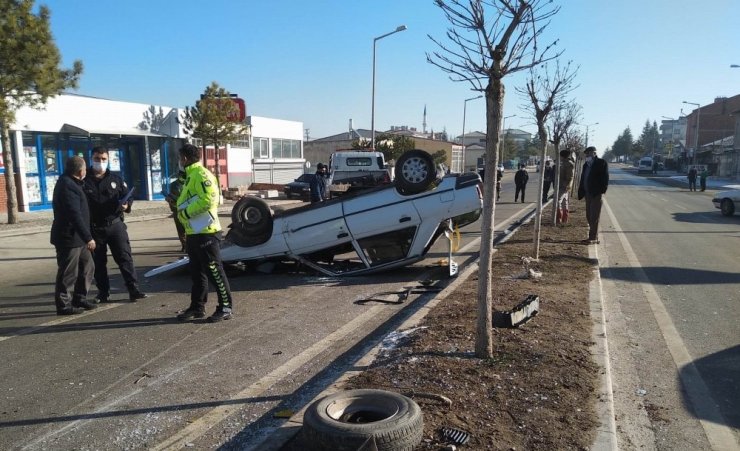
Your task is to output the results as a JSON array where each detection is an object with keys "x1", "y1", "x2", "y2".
[
  {"x1": 679, "y1": 344, "x2": 740, "y2": 429},
  {"x1": 600, "y1": 266, "x2": 740, "y2": 285},
  {"x1": 672, "y1": 212, "x2": 739, "y2": 224}
]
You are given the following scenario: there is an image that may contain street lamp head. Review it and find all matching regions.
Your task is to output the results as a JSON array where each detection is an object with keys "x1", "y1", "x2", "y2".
[
  {"x1": 731, "y1": 64, "x2": 739, "y2": 68},
  {"x1": 396, "y1": 25, "x2": 407, "y2": 32}
]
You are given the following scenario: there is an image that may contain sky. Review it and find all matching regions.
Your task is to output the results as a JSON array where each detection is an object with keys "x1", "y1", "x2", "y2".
[{"x1": 36, "y1": 0, "x2": 740, "y2": 154}]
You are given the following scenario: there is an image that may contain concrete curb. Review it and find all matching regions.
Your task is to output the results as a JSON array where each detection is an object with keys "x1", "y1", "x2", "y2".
[{"x1": 589, "y1": 244, "x2": 618, "y2": 451}]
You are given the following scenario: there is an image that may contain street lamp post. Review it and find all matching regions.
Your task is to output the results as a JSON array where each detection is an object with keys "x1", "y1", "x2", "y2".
[
  {"x1": 585, "y1": 122, "x2": 599, "y2": 149},
  {"x1": 371, "y1": 25, "x2": 407, "y2": 149},
  {"x1": 461, "y1": 95, "x2": 482, "y2": 172},
  {"x1": 683, "y1": 101, "x2": 701, "y2": 166},
  {"x1": 501, "y1": 114, "x2": 516, "y2": 165}
]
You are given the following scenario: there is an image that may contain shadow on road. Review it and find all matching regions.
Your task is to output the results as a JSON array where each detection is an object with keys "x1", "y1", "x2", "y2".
[
  {"x1": 671, "y1": 211, "x2": 740, "y2": 224},
  {"x1": 601, "y1": 266, "x2": 740, "y2": 285},
  {"x1": 680, "y1": 344, "x2": 740, "y2": 429}
]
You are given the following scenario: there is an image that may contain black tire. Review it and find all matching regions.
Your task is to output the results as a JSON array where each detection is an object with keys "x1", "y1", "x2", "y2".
[
  {"x1": 395, "y1": 150, "x2": 436, "y2": 195},
  {"x1": 301, "y1": 389, "x2": 423, "y2": 451},
  {"x1": 721, "y1": 198, "x2": 735, "y2": 217},
  {"x1": 230, "y1": 196, "x2": 273, "y2": 236}
]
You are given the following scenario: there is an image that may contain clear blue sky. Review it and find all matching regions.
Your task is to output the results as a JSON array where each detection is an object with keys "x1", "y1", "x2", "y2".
[{"x1": 39, "y1": 0, "x2": 740, "y2": 154}]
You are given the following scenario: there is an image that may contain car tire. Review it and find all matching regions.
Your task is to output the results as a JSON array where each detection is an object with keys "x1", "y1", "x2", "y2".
[
  {"x1": 301, "y1": 389, "x2": 423, "y2": 451},
  {"x1": 231, "y1": 196, "x2": 273, "y2": 237},
  {"x1": 395, "y1": 149, "x2": 436, "y2": 195},
  {"x1": 721, "y1": 198, "x2": 735, "y2": 217}
]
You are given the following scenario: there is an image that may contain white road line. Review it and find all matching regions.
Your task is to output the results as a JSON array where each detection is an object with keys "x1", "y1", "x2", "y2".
[
  {"x1": 603, "y1": 201, "x2": 738, "y2": 451},
  {"x1": 0, "y1": 304, "x2": 120, "y2": 342}
]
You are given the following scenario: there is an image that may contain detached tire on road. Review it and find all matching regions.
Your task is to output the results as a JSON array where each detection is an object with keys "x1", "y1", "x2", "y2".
[
  {"x1": 230, "y1": 196, "x2": 273, "y2": 243},
  {"x1": 301, "y1": 389, "x2": 423, "y2": 451},
  {"x1": 395, "y1": 149, "x2": 436, "y2": 195}
]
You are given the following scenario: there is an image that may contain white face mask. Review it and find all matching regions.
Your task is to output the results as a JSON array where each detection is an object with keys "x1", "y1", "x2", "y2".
[
  {"x1": 585, "y1": 156, "x2": 594, "y2": 164},
  {"x1": 92, "y1": 161, "x2": 108, "y2": 173}
]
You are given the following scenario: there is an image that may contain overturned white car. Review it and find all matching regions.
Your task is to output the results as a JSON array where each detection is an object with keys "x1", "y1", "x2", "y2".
[{"x1": 146, "y1": 150, "x2": 482, "y2": 277}]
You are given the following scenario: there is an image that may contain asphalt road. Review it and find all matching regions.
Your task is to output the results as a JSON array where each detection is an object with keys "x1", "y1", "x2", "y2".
[
  {"x1": 597, "y1": 167, "x2": 740, "y2": 450},
  {"x1": 0, "y1": 172, "x2": 541, "y2": 450}
]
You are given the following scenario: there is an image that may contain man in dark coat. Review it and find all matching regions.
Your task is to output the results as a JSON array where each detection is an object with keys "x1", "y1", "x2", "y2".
[
  {"x1": 50, "y1": 156, "x2": 97, "y2": 315},
  {"x1": 309, "y1": 163, "x2": 329, "y2": 203},
  {"x1": 542, "y1": 160, "x2": 555, "y2": 202},
  {"x1": 514, "y1": 164, "x2": 529, "y2": 203},
  {"x1": 577, "y1": 146, "x2": 609, "y2": 244}
]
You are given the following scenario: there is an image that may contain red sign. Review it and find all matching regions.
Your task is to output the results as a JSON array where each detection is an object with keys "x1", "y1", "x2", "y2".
[{"x1": 230, "y1": 97, "x2": 246, "y2": 122}]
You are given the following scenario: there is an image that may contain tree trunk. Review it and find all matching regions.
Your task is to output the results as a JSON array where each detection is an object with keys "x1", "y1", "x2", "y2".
[
  {"x1": 1, "y1": 122, "x2": 19, "y2": 224},
  {"x1": 532, "y1": 123, "x2": 548, "y2": 260},
  {"x1": 475, "y1": 80, "x2": 504, "y2": 359}
]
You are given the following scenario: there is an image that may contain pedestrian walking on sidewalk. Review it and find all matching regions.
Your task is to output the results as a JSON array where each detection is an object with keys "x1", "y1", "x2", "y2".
[
  {"x1": 83, "y1": 147, "x2": 148, "y2": 303},
  {"x1": 175, "y1": 143, "x2": 234, "y2": 323},
  {"x1": 514, "y1": 164, "x2": 528, "y2": 203},
  {"x1": 496, "y1": 167, "x2": 503, "y2": 201},
  {"x1": 557, "y1": 149, "x2": 575, "y2": 225},
  {"x1": 687, "y1": 167, "x2": 698, "y2": 191},
  {"x1": 577, "y1": 146, "x2": 609, "y2": 244},
  {"x1": 51, "y1": 156, "x2": 97, "y2": 315}
]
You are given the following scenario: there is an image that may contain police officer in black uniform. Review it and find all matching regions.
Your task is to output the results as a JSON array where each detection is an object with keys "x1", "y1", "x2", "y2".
[{"x1": 83, "y1": 146, "x2": 147, "y2": 303}]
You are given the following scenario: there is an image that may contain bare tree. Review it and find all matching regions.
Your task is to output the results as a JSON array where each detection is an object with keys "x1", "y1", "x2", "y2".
[
  {"x1": 427, "y1": 0, "x2": 562, "y2": 358},
  {"x1": 549, "y1": 100, "x2": 581, "y2": 225},
  {"x1": 518, "y1": 61, "x2": 577, "y2": 259}
]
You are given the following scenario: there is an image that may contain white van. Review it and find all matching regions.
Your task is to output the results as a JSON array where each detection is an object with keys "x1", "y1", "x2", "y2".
[
  {"x1": 327, "y1": 150, "x2": 391, "y2": 195},
  {"x1": 637, "y1": 157, "x2": 653, "y2": 174}
]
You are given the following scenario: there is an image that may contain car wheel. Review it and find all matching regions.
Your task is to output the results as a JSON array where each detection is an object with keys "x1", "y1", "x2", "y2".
[
  {"x1": 301, "y1": 389, "x2": 423, "y2": 451},
  {"x1": 395, "y1": 149, "x2": 436, "y2": 195},
  {"x1": 720, "y1": 198, "x2": 735, "y2": 216},
  {"x1": 231, "y1": 196, "x2": 273, "y2": 237}
]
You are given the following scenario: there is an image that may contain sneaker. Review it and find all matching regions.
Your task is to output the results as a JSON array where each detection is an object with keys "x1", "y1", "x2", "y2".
[
  {"x1": 177, "y1": 309, "x2": 205, "y2": 321},
  {"x1": 72, "y1": 300, "x2": 98, "y2": 310},
  {"x1": 129, "y1": 290, "x2": 149, "y2": 302},
  {"x1": 207, "y1": 309, "x2": 232, "y2": 323},
  {"x1": 57, "y1": 306, "x2": 85, "y2": 315},
  {"x1": 94, "y1": 294, "x2": 110, "y2": 303}
]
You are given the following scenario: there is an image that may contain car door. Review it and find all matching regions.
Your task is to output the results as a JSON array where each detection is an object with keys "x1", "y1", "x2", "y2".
[{"x1": 282, "y1": 202, "x2": 351, "y2": 257}]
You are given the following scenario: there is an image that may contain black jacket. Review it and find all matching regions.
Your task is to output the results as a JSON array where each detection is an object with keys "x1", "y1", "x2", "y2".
[
  {"x1": 578, "y1": 157, "x2": 609, "y2": 199},
  {"x1": 83, "y1": 170, "x2": 129, "y2": 226},
  {"x1": 50, "y1": 174, "x2": 93, "y2": 248},
  {"x1": 514, "y1": 169, "x2": 529, "y2": 186}
]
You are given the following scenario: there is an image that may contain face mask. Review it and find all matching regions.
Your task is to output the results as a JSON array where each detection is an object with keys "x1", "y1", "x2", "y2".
[
  {"x1": 92, "y1": 161, "x2": 108, "y2": 172},
  {"x1": 585, "y1": 156, "x2": 594, "y2": 164}
]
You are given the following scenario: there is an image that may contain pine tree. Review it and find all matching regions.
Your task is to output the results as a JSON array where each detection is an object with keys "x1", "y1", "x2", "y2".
[{"x1": 0, "y1": 0, "x2": 83, "y2": 223}]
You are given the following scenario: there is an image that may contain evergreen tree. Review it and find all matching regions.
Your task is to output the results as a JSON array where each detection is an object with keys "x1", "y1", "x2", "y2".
[{"x1": 0, "y1": 0, "x2": 83, "y2": 223}]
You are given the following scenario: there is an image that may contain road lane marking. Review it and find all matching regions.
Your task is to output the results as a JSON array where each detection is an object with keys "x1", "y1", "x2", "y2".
[
  {"x1": 603, "y1": 200, "x2": 738, "y2": 451},
  {"x1": 0, "y1": 304, "x2": 120, "y2": 342}
]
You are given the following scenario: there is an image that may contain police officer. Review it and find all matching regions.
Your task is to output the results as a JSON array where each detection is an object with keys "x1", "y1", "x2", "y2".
[
  {"x1": 83, "y1": 146, "x2": 148, "y2": 303},
  {"x1": 175, "y1": 143, "x2": 233, "y2": 323}
]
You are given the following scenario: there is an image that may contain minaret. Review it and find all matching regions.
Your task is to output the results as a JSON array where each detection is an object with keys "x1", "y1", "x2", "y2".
[{"x1": 423, "y1": 105, "x2": 427, "y2": 134}]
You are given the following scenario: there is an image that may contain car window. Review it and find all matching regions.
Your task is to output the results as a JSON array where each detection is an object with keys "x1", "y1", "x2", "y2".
[
  {"x1": 297, "y1": 174, "x2": 313, "y2": 182},
  {"x1": 357, "y1": 226, "x2": 416, "y2": 266},
  {"x1": 300, "y1": 242, "x2": 366, "y2": 274},
  {"x1": 346, "y1": 157, "x2": 373, "y2": 167}
]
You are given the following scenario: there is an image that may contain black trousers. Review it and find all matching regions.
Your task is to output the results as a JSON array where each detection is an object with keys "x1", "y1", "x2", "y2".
[
  {"x1": 584, "y1": 193, "x2": 603, "y2": 241},
  {"x1": 54, "y1": 245, "x2": 95, "y2": 311},
  {"x1": 186, "y1": 234, "x2": 233, "y2": 313},
  {"x1": 515, "y1": 184, "x2": 526, "y2": 202},
  {"x1": 92, "y1": 220, "x2": 138, "y2": 296},
  {"x1": 542, "y1": 181, "x2": 552, "y2": 201}
]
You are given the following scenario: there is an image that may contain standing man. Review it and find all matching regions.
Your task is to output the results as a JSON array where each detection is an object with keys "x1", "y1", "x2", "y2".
[
  {"x1": 51, "y1": 156, "x2": 97, "y2": 315},
  {"x1": 84, "y1": 147, "x2": 147, "y2": 303},
  {"x1": 514, "y1": 164, "x2": 529, "y2": 203},
  {"x1": 687, "y1": 167, "x2": 698, "y2": 192},
  {"x1": 495, "y1": 167, "x2": 503, "y2": 202},
  {"x1": 309, "y1": 163, "x2": 329, "y2": 203},
  {"x1": 542, "y1": 160, "x2": 555, "y2": 203},
  {"x1": 577, "y1": 146, "x2": 609, "y2": 244},
  {"x1": 699, "y1": 167, "x2": 709, "y2": 192},
  {"x1": 557, "y1": 149, "x2": 575, "y2": 224},
  {"x1": 175, "y1": 143, "x2": 234, "y2": 323}
]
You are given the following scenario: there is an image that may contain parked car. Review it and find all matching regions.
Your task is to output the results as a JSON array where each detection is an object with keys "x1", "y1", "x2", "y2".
[
  {"x1": 147, "y1": 150, "x2": 483, "y2": 278},
  {"x1": 712, "y1": 189, "x2": 740, "y2": 216},
  {"x1": 283, "y1": 173, "x2": 314, "y2": 201}
]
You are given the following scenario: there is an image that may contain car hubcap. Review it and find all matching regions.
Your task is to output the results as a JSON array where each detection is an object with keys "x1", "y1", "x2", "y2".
[
  {"x1": 401, "y1": 157, "x2": 429, "y2": 183},
  {"x1": 243, "y1": 207, "x2": 262, "y2": 224}
]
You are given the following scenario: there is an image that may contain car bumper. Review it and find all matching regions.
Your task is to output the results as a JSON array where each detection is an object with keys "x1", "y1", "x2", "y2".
[{"x1": 712, "y1": 199, "x2": 721, "y2": 209}]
